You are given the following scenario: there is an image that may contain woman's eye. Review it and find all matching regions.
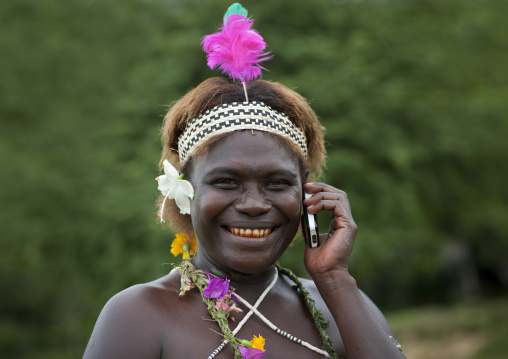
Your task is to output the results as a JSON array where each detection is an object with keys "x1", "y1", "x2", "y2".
[
  {"x1": 214, "y1": 179, "x2": 238, "y2": 189},
  {"x1": 266, "y1": 180, "x2": 290, "y2": 190}
]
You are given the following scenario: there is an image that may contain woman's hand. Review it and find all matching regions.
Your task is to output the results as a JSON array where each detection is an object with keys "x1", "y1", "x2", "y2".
[
  {"x1": 302, "y1": 182, "x2": 406, "y2": 359},
  {"x1": 302, "y1": 182, "x2": 358, "y2": 278}
]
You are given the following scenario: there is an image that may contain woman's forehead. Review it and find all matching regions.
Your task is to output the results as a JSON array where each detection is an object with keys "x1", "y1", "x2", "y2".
[{"x1": 193, "y1": 131, "x2": 302, "y2": 175}]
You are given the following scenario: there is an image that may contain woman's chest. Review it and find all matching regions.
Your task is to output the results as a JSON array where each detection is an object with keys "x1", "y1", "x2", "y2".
[{"x1": 159, "y1": 299, "x2": 334, "y2": 359}]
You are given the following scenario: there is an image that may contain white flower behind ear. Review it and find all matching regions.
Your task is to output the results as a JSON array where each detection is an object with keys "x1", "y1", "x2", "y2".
[{"x1": 157, "y1": 160, "x2": 194, "y2": 219}]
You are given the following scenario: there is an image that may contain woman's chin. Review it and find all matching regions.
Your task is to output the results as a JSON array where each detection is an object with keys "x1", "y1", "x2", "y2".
[
  {"x1": 216, "y1": 231, "x2": 292, "y2": 274},
  {"x1": 193, "y1": 224, "x2": 298, "y2": 276}
]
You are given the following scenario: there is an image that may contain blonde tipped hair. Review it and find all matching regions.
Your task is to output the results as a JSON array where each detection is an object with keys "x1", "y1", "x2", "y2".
[{"x1": 159, "y1": 77, "x2": 326, "y2": 233}]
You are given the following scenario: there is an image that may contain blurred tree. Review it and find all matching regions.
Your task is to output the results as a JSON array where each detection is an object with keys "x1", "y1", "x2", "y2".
[
  {"x1": 0, "y1": 0, "x2": 506, "y2": 357},
  {"x1": 275, "y1": 0, "x2": 508, "y2": 307}
]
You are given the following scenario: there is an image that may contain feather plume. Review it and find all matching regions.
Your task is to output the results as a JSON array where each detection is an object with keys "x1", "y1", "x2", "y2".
[{"x1": 202, "y1": 4, "x2": 272, "y2": 83}]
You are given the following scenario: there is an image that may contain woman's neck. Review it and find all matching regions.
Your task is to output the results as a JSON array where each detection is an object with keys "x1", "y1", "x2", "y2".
[{"x1": 191, "y1": 252, "x2": 278, "y2": 289}]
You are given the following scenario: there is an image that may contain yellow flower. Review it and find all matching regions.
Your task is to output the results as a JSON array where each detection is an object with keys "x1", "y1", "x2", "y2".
[
  {"x1": 250, "y1": 335, "x2": 265, "y2": 352},
  {"x1": 171, "y1": 233, "x2": 197, "y2": 259}
]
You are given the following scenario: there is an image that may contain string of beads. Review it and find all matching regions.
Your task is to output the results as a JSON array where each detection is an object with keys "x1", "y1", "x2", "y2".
[
  {"x1": 206, "y1": 268, "x2": 279, "y2": 359},
  {"x1": 234, "y1": 292, "x2": 331, "y2": 357}
]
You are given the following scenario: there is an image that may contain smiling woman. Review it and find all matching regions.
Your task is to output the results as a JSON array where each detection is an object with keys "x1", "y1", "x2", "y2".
[
  {"x1": 190, "y1": 131, "x2": 302, "y2": 275},
  {"x1": 158, "y1": 77, "x2": 326, "y2": 236},
  {"x1": 83, "y1": 3, "x2": 406, "y2": 359}
]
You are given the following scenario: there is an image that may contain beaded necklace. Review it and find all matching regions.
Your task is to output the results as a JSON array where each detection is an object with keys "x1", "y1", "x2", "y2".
[
  {"x1": 177, "y1": 260, "x2": 339, "y2": 359},
  {"x1": 206, "y1": 268, "x2": 279, "y2": 359}
]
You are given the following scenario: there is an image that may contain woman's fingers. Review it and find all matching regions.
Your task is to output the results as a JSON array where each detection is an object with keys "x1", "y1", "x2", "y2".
[
  {"x1": 302, "y1": 182, "x2": 357, "y2": 249},
  {"x1": 307, "y1": 199, "x2": 352, "y2": 222},
  {"x1": 303, "y1": 182, "x2": 352, "y2": 213},
  {"x1": 305, "y1": 195, "x2": 352, "y2": 217},
  {"x1": 303, "y1": 182, "x2": 344, "y2": 197}
]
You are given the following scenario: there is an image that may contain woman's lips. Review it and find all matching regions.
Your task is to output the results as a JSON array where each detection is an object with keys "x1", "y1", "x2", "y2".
[{"x1": 225, "y1": 226, "x2": 274, "y2": 238}]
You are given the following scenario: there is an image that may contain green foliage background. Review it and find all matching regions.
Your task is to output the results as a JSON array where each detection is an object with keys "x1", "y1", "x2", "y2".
[{"x1": 1, "y1": 0, "x2": 507, "y2": 357}]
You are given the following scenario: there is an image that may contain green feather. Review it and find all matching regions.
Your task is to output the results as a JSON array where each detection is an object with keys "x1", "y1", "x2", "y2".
[{"x1": 223, "y1": 3, "x2": 248, "y2": 23}]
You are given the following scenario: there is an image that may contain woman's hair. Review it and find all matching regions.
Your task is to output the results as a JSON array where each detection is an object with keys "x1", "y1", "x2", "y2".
[{"x1": 159, "y1": 77, "x2": 326, "y2": 233}]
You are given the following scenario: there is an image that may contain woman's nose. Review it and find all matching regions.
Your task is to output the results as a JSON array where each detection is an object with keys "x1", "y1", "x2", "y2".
[{"x1": 233, "y1": 187, "x2": 271, "y2": 216}]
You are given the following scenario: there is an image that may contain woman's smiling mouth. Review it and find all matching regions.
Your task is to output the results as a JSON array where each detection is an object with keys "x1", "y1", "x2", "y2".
[{"x1": 225, "y1": 226, "x2": 274, "y2": 238}]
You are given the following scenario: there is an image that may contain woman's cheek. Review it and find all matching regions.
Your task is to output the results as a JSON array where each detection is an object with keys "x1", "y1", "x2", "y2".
[
  {"x1": 192, "y1": 189, "x2": 231, "y2": 217},
  {"x1": 279, "y1": 189, "x2": 303, "y2": 218}
]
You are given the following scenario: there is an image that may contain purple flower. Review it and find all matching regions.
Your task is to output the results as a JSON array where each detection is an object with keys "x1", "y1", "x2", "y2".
[
  {"x1": 203, "y1": 270, "x2": 230, "y2": 299},
  {"x1": 237, "y1": 345, "x2": 265, "y2": 359}
]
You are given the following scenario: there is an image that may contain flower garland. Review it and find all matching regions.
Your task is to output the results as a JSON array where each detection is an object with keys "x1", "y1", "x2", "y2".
[
  {"x1": 172, "y1": 233, "x2": 264, "y2": 358},
  {"x1": 170, "y1": 233, "x2": 339, "y2": 359}
]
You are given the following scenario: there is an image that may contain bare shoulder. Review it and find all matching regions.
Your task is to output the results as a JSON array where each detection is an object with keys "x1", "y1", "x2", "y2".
[
  {"x1": 105, "y1": 271, "x2": 181, "y2": 312},
  {"x1": 83, "y1": 271, "x2": 182, "y2": 359}
]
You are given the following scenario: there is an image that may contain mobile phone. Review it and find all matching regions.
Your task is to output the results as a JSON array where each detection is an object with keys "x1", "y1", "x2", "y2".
[{"x1": 302, "y1": 192, "x2": 319, "y2": 248}]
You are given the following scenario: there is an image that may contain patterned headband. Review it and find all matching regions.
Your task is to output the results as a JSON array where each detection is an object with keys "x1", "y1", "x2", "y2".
[{"x1": 177, "y1": 101, "x2": 308, "y2": 163}]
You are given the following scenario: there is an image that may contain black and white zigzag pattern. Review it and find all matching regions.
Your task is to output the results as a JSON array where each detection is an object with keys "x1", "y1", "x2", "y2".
[{"x1": 178, "y1": 101, "x2": 307, "y2": 162}]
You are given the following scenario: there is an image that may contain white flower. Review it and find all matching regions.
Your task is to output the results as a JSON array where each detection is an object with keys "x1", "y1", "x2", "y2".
[{"x1": 157, "y1": 160, "x2": 194, "y2": 217}]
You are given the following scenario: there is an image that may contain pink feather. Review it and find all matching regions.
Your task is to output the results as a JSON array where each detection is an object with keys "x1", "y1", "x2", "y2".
[{"x1": 202, "y1": 14, "x2": 272, "y2": 83}]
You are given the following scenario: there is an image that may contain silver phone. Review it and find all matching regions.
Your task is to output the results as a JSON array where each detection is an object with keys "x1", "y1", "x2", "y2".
[{"x1": 302, "y1": 192, "x2": 319, "y2": 248}]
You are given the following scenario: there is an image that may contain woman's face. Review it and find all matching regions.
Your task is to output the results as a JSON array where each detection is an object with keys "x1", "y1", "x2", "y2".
[{"x1": 189, "y1": 130, "x2": 304, "y2": 274}]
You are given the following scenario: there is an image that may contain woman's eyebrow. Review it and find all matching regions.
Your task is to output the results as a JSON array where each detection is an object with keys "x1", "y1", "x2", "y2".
[
  {"x1": 204, "y1": 167, "x2": 241, "y2": 177},
  {"x1": 265, "y1": 169, "x2": 299, "y2": 178},
  {"x1": 204, "y1": 168, "x2": 298, "y2": 178}
]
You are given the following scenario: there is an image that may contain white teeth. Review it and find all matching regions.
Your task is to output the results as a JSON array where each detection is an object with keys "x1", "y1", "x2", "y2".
[{"x1": 227, "y1": 227, "x2": 273, "y2": 237}]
